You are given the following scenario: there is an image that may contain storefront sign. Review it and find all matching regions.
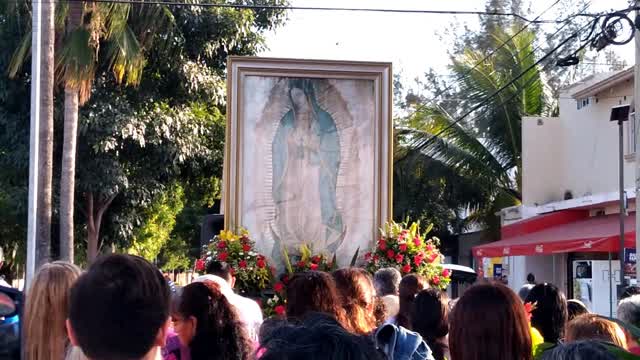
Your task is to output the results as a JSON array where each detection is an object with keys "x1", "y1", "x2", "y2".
[{"x1": 624, "y1": 248, "x2": 636, "y2": 277}]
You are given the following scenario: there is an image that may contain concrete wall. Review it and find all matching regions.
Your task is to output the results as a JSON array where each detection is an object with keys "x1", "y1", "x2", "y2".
[
  {"x1": 522, "y1": 79, "x2": 636, "y2": 207},
  {"x1": 507, "y1": 254, "x2": 568, "y2": 294}
]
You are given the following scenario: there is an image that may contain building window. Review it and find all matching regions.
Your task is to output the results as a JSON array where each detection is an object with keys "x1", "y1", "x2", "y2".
[{"x1": 577, "y1": 97, "x2": 592, "y2": 110}]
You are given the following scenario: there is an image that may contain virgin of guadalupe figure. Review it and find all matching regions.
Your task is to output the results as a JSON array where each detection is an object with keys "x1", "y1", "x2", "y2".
[{"x1": 270, "y1": 79, "x2": 346, "y2": 256}]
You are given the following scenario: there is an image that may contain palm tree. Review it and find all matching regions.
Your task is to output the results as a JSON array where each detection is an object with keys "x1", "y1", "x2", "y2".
[
  {"x1": 10, "y1": 1, "x2": 174, "y2": 262},
  {"x1": 400, "y1": 27, "x2": 547, "y2": 231}
]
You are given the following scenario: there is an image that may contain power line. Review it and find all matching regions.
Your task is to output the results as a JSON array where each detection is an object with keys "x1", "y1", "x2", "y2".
[
  {"x1": 24, "y1": 0, "x2": 594, "y2": 24},
  {"x1": 401, "y1": 0, "x2": 577, "y2": 124},
  {"x1": 404, "y1": 18, "x2": 599, "y2": 157}
]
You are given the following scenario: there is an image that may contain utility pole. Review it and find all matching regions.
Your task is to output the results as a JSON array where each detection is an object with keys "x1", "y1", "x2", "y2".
[
  {"x1": 26, "y1": 0, "x2": 43, "y2": 284},
  {"x1": 635, "y1": 0, "x2": 640, "y2": 284}
]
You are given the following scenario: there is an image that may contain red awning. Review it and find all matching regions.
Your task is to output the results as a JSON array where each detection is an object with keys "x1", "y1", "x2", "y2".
[{"x1": 473, "y1": 213, "x2": 636, "y2": 258}]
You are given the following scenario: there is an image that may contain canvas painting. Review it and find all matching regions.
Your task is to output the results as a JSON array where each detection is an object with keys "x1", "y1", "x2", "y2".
[{"x1": 224, "y1": 58, "x2": 392, "y2": 266}]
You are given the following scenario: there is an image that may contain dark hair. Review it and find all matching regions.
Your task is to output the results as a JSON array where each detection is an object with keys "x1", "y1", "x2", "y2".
[
  {"x1": 259, "y1": 312, "x2": 384, "y2": 360},
  {"x1": 206, "y1": 260, "x2": 232, "y2": 282},
  {"x1": 620, "y1": 285, "x2": 640, "y2": 301},
  {"x1": 541, "y1": 341, "x2": 617, "y2": 360},
  {"x1": 286, "y1": 271, "x2": 350, "y2": 331},
  {"x1": 527, "y1": 273, "x2": 535, "y2": 284},
  {"x1": 68, "y1": 254, "x2": 170, "y2": 360},
  {"x1": 173, "y1": 281, "x2": 251, "y2": 360},
  {"x1": 373, "y1": 268, "x2": 402, "y2": 296},
  {"x1": 396, "y1": 274, "x2": 428, "y2": 329},
  {"x1": 525, "y1": 283, "x2": 568, "y2": 344},
  {"x1": 450, "y1": 282, "x2": 532, "y2": 360},
  {"x1": 567, "y1": 300, "x2": 589, "y2": 321},
  {"x1": 411, "y1": 289, "x2": 449, "y2": 360},
  {"x1": 332, "y1": 268, "x2": 377, "y2": 335},
  {"x1": 259, "y1": 318, "x2": 288, "y2": 344}
]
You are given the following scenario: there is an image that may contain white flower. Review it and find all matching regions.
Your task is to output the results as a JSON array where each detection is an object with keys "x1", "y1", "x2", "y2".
[{"x1": 273, "y1": 295, "x2": 279, "y2": 302}]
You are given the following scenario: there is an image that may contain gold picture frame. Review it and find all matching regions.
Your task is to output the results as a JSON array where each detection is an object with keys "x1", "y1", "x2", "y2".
[{"x1": 224, "y1": 56, "x2": 393, "y2": 265}]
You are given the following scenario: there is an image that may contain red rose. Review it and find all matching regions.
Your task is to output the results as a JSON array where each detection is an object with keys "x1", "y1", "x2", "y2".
[
  {"x1": 373, "y1": 255, "x2": 380, "y2": 262},
  {"x1": 297, "y1": 260, "x2": 306, "y2": 268},
  {"x1": 428, "y1": 253, "x2": 439, "y2": 263},
  {"x1": 258, "y1": 255, "x2": 265, "y2": 261},
  {"x1": 432, "y1": 275, "x2": 441, "y2": 285},
  {"x1": 239, "y1": 260, "x2": 247, "y2": 269},
  {"x1": 195, "y1": 259, "x2": 205, "y2": 271},
  {"x1": 275, "y1": 305, "x2": 286, "y2": 316},
  {"x1": 364, "y1": 252, "x2": 372, "y2": 261},
  {"x1": 257, "y1": 259, "x2": 266, "y2": 268},
  {"x1": 282, "y1": 274, "x2": 290, "y2": 284},
  {"x1": 413, "y1": 255, "x2": 423, "y2": 266},
  {"x1": 413, "y1": 236, "x2": 421, "y2": 246},
  {"x1": 312, "y1": 255, "x2": 322, "y2": 263},
  {"x1": 310, "y1": 263, "x2": 319, "y2": 271},
  {"x1": 402, "y1": 264, "x2": 411, "y2": 273},
  {"x1": 218, "y1": 252, "x2": 229, "y2": 262},
  {"x1": 399, "y1": 243, "x2": 408, "y2": 252},
  {"x1": 442, "y1": 268, "x2": 451, "y2": 278},
  {"x1": 242, "y1": 244, "x2": 251, "y2": 252},
  {"x1": 386, "y1": 250, "x2": 395, "y2": 259},
  {"x1": 426, "y1": 244, "x2": 434, "y2": 252},
  {"x1": 378, "y1": 240, "x2": 387, "y2": 251},
  {"x1": 217, "y1": 241, "x2": 227, "y2": 249},
  {"x1": 274, "y1": 282, "x2": 285, "y2": 293},
  {"x1": 395, "y1": 254, "x2": 404, "y2": 263}
]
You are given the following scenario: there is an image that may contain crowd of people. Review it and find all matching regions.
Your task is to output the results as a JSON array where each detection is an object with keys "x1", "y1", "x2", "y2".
[{"x1": 18, "y1": 253, "x2": 640, "y2": 360}]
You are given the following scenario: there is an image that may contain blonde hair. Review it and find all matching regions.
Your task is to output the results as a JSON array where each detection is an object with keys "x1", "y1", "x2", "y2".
[
  {"x1": 24, "y1": 261, "x2": 82, "y2": 360},
  {"x1": 565, "y1": 314, "x2": 628, "y2": 349}
]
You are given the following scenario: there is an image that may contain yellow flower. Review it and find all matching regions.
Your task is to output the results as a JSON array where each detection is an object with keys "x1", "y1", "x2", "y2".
[{"x1": 219, "y1": 230, "x2": 239, "y2": 242}]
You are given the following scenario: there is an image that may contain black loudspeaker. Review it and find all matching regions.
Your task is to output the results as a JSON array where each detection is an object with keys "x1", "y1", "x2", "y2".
[{"x1": 200, "y1": 214, "x2": 224, "y2": 249}]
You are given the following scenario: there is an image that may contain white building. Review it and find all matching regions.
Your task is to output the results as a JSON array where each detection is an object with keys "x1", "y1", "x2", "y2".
[{"x1": 473, "y1": 68, "x2": 637, "y2": 312}]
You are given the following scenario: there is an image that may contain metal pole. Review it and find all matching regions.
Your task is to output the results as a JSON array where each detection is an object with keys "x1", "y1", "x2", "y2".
[
  {"x1": 26, "y1": 0, "x2": 43, "y2": 285},
  {"x1": 635, "y1": 2, "x2": 640, "y2": 284},
  {"x1": 609, "y1": 252, "x2": 613, "y2": 317},
  {"x1": 620, "y1": 120, "x2": 626, "y2": 289}
]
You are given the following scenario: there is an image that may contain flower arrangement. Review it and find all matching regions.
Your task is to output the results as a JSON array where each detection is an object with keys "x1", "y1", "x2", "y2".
[
  {"x1": 262, "y1": 277, "x2": 288, "y2": 318},
  {"x1": 196, "y1": 229, "x2": 273, "y2": 295},
  {"x1": 364, "y1": 221, "x2": 451, "y2": 290},
  {"x1": 288, "y1": 244, "x2": 336, "y2": 273}
]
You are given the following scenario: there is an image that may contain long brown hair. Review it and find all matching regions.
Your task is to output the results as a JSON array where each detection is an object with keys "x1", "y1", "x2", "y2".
[
  {"x1": 450, "y1": 282, "x2": 532, "y2": 360},
  {"x1": 396, "y1": 274, "x2": 427, "y2": 329},
  {"x1": 286, "y1": 271, "x2": 351, "y2": 331},
  {"x1": 173, "y1": 281, "x2": 252, "y2": 360},
  {"x1": 24, "y1": 261, "x2": 81, "y2": 360},
  {"x1": 332, "y1": 268, "x2": 377, "y2": 335},
  {"x1": 411, "y1": 289, "x2": 449, "y2": 360}
]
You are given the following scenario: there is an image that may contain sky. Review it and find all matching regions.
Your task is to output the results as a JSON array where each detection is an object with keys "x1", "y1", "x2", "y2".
[{"x1": 260, "y1": 0, "x2": 636, "y2": 91}]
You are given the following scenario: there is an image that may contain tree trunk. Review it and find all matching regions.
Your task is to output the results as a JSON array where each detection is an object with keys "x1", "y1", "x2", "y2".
[
  {"x1": 59, "y1": 0, "x2": 84, "y2": 263},
  {"x1": 36, "y1": 0, "x2": 56, "y2": 268},
  {"x1": 85, "y1": 192, "x2": 117, "y2": 263}
]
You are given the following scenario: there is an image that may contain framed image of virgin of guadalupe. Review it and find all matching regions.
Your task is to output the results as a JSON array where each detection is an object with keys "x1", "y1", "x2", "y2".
[{"x1": 224, "y1": 57, "x2": 393, "y2": 267}]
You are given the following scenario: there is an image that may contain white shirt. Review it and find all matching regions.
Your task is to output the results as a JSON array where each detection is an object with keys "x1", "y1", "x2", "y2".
[{"x1": 193, "y1": 274, "x2": 263, "y2": 341}]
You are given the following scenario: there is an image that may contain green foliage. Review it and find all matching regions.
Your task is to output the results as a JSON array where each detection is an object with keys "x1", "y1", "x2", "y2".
[{"x1": 128, "y1": 184, "x2": 184, "y2": 261}]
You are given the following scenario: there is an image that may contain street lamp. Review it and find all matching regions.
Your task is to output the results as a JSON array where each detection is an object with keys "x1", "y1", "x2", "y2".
[{"x1": 611, "y1": 104, "x2": 630, "y2": 300}]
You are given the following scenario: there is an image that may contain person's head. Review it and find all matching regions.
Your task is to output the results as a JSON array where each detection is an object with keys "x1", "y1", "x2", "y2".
[
  {"x1": 332, "y1": 268, "x2": 377, "y2": 335},
  {"x1": 620, "y1": 286, "x2": 640, "y2": 301},
  {"x1": 525, "y1": 283, "x2": 568, "y2": 344},
  {"x1": 286, "y1": 271, "x2": 349, "y2": 330},
  {"x1": 450, "y1": 282, "x2": 532, "y2": 360},
  {"x1": 540, "y1": 341, "x2": 617, "y2": 360},
  {"x1": 172, "y1": 281, "x2": 251, "y2": 360},
  {"x1": 206, "y1": 260, "x2": 235, "y2": 287},
  {"x1": 527, "y1": 273, "x2": 535, "y2": 284},
  {"x1": 617, "y1": 294, "x2": 640, "y2": 327},
  {"x1": 373, "y1": 268, "x2": 402, "y2": 297},
  {"x1": 411, "y1": 288, "x2": 449, "y2": 360},
  {"x1": 258, "y1": 312, "x2": 384, "y2": 360},
  {"x1": 396, "y1": 274, "x2": 428, "y2": 329},
  {"x1": 567, "y1": 299, "x2": 589, "y2": 321},
  {"x1": 565, "y1": 314, "x2": 627, "y2": 349},
  {"x1": 518, "y1": 284, "x2": 534, "y2": 301},
  {"x1": 24, "y1": 261, "x2": 81, "y2": 360},
  {"x1": 67, "y1": 254, "x2": 171, "y2": 360}
]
